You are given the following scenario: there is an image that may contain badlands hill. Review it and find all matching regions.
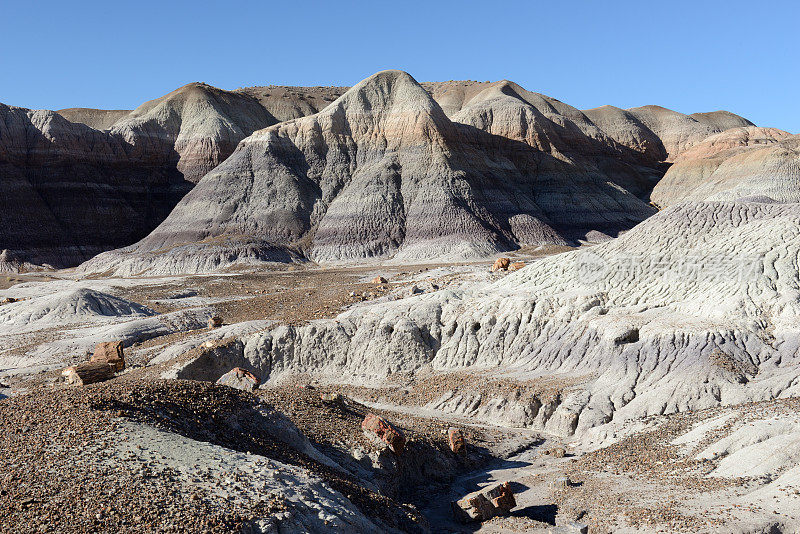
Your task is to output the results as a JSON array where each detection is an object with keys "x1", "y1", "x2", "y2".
[
  {"x1": 652, "y1": 127, "x2": 799, "y2": 206},
  {"x1": 1, "y1": 84, "x2": 350, "y2": 268},
  {"x1": 3, "y1": 72, "x2": 756, "y2": 270},
  {"x1": 106, "y1": 83, "x2": 350, "y2": 184},
  {"x1": 83, "y1": 70, "x2": 663, "y2": 275},
  {"x1": 427, "y1": 80, "x2": 753, "y2": 163},
  {"x1": 105, "y1": 83, "x2": 277, "y2": 184},
  {"x1": 584, "y1": 105, "x2": 754, "y2": 162}
]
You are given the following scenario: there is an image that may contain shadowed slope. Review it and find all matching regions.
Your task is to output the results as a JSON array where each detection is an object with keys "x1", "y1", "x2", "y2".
[{"x1": 0, "y1": 104, "x2": 193, "y2": 267}]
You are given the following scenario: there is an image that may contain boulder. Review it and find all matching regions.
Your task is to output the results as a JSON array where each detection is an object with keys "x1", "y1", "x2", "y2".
[
  {"x1": 90, "y1": 341, "x2": 125, "y2": 372},
  {"x1": 508, "y1": 261, "x2": 525, "y2": 272},
  {"x1": 371, "y1": 276, "x2": 388, "y2": 284},
  {"x1": 361, "y1": 413, "x2": 405, "y2": 454},
  {"x1": 208, "y1": 316, "x2": 223, "y2": 328},
  {"x1": 215, "y1": 367, "x2": 259, "y2": 392},
  {"x1": 544, "y1": 446, "x2": 567, "y2": 458},
  {"x1": 452, "y1": 482, "x2": 516, "y2": 523},
  {"x1": 490, "y1": 258, "x2": 511, "y2": 272},
  {"x1": 448, "y1": 427, "x2": 466, "y2": 454},
  {"x1": 550, "y1": 476, "x2": 571, "y2": 490}
]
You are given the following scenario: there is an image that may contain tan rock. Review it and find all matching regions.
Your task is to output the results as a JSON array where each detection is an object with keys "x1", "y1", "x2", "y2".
[
  {"x1": 215, "y1": 367, "x2": 259, "y2": 392},
  {"x1": 208, "y1": 316, "x2": 223, "y2": 328},
  {"x1": 451, "y1": 482, "x2": 515, "y2": 523},
  {"x1": 371, "y1": 276, "x2": 388, "y2": 284},
  {"x1": 508, "y1": 261, "x2": 525, "y2": 272},
  {"x1": 490, "y1": 258, "x2": 511, "y2": 272},
  {"x1": 544, "y1": 446, "x2": 567, "y2": 458},
  {"x1": 320, "y1": 392, "x2": 343, "y2": 403},
  {"x1": 62, "y1": 361, "x2": 115, "y2": 386},
  {"x1": 90, "y1": 341, "x2": 125, "y2": 372}
]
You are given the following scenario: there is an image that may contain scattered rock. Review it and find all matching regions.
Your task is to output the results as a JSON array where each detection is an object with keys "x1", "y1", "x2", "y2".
[
  {"x1": 208, "y1": 316, "x2": 223, "y2": 328},
  {"x1": 448, "y1": 427, "x2": 466, "y2": 454},
  {"x1": 490, "y1": 257, "x2": 511, "y2": 272},
  {"x1": 451, "y1": 482, "x2": 516, "y2": 523},
  {"x1": 361, "y1": 413, "x2": 405, "y2": 454},
  {"x1": 215, "y1": 367, "x2": 259, "y2": 392},
  {"x1": 90, "y1": 341, "x2": 125, "y2": 372}
]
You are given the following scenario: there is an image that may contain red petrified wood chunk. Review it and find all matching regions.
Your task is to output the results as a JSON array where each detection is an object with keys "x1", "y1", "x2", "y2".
[
  {"x1": 448, "y1": 427, "x2": 466, "y2": 454},
  {"x1": 361, "y1": 413, "x2": 406, "y2": 454}
]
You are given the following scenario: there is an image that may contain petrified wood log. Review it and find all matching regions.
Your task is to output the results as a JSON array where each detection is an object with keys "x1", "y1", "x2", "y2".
[
  {"x1": 361, "y1": 413, "x2": 405, "y2": 454},
  {"x1": 90, "y1": 341, "x2": 125, "y2": 372},
  {"x1": 62, "y1": 362, "x2": 115, "y2": 386}
]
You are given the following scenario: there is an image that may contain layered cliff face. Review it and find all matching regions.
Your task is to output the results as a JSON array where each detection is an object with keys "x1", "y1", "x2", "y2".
[
  {"x1": 0, "y1": 104, "x2": 192, "y2": 267},
  {"x1": 82, "y1": 70, "x2": 658, "y2": 275},
  {"x1": 1, "y1": 84, "x2": 351, "y2": 268},
  {"x1": 651, "y1": 127, "x2": 798, "y2": 206},
  {"x1": 447, "y1": 81, "x2": 666, "y2": 198},
  {"x1": 3, "y1": 73, "x2": 758, "y2": 270}
]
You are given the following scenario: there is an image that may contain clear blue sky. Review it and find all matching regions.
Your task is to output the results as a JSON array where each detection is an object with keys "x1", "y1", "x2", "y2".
[{"x1": 1, "y1": 0, "x2": 797, "y2": 132}]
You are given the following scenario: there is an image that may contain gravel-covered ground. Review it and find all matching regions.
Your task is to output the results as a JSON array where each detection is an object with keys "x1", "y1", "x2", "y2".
[{"x1": 0, "y1": 379, "x2": 429, "y2": 533}]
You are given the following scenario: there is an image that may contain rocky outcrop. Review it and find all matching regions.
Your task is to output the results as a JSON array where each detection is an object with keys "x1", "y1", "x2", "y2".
[
  {"x1": 216, "y1": 367, "x2": 260, "y2": 391},
  {"x1": 651, "y1": 128, "x2": 798, "y2": 206},
  {"x1": 82, "y1": 70, "x2": 658, "y2": 275},
  {"x1": 217, "y1": 200, "x2": 800, "y2": 436}
]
